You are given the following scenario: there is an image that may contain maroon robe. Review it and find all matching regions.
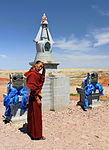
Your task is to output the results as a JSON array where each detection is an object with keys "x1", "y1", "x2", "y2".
[{"x1": 24, "y1": 67, "x2": 45, "y2": 138}]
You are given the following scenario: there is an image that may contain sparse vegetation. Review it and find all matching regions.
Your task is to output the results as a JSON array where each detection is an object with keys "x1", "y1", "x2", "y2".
[
  {"x1": 100, "y1": 99, "x2": 108, "y2": 101},
  {"x1": 70, "y1": 93, "x2": 79, "y2": 97}
]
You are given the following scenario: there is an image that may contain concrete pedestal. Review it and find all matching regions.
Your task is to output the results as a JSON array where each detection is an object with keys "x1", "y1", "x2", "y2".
[
  {"x1": 44, "y1": 62, "x2": 59, "y2": 69},
  {"x1": 76, "y1": 88, "x2": 102, "y2": 109},
  {"x1": 42, "y1": 72, "x2": 70, "y2": 111}
]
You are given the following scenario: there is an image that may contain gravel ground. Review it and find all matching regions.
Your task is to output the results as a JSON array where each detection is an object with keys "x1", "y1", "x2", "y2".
[{"x1": 0, "y1": 100, "x2": 109, "y2": 150}]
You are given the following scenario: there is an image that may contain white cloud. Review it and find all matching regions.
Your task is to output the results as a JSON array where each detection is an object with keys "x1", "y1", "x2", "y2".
[
  {"x1": 92, "y1": 28, "x2": 109, "y2": 47},
  {"x1": 0, "y1": 54, "x2": 7, "y2": 58},
  {"x1": 54, "y1": 36, "x2": 92, "y2": 52},
  {"x1": 53, "y1": 27, "x2": 109, "y2": 69},
  {"x1": 54, "y1": 27, "x2": 109, "y2": 51},
  {"x1": 54, "y1": 52, "x2": 109, "y2": 69},
  {"x1": 91, "y1": 5, "x2": 109, "y2": 16},
  {"x1": 100, "y1": 10, "x2": 109, "y2": 16},
  {"x1": 91, "y1": 5, "x2": 98, "y2": 10}
]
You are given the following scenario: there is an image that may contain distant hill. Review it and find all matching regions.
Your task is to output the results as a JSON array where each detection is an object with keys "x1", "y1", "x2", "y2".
[
  {"x1": 0, "y1": 69, "x2": 109, "y2": 101},
  {"x1": 0, "y1": 70, "x2": 27, "y2": 78},
  {"x1": 0, "y1": 68, "x2": 109, "y2": 87},
  {"x1": 57, "y1": 68, "x2": 109, "y2": 87}
]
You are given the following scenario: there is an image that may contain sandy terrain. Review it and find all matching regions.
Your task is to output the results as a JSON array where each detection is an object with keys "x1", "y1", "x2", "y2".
[
  {"x1": 0, "y1": 69, "x2": 109, "y2": 150},
  {"x1": 0, "y1": 100, "x2": 109, "y2": 150}
]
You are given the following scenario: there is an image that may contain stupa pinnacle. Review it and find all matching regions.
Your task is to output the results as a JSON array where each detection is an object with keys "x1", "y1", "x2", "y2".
[{"x1": 30, "y1": 13, "x2": 59, "y2": 69}]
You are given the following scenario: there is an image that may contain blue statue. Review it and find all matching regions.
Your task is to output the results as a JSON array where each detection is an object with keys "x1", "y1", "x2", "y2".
[
  {"x1": 77, "y1": 71, "x2": 103, "y2": 111},
  {"x1": 3, "y1": 72, "x2": 29, "y2": 120}
]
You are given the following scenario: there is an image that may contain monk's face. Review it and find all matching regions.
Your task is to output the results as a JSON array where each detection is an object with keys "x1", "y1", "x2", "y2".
[{"x1": 34, "y1": 62, "x2": 44, "y2": 72}]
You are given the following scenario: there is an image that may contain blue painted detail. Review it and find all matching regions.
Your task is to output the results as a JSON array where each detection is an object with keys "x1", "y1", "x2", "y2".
[
  {"x1": 83, "y1": 83, "x2": 103, "y2": 108},
  {"x1": 3, "y1": 86, "x2": 29, "y2": 117}
]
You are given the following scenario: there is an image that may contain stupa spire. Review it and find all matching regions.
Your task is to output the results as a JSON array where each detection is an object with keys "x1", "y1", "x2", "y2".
[{"x1": 30, "y1": 14, "x2": 59, "y2": 69}]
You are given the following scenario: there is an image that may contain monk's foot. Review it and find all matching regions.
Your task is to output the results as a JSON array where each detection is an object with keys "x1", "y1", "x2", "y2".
[
  {"x1": 40, "y1": 136, "x2": 46, "y2": 140},
  {"x1": 31, "y1": 136, "x2": 46, "y2": 140}
]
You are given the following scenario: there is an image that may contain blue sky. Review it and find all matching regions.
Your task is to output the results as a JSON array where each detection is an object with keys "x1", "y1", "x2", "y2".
[{"x1": 0, "y1": 0, "x2": 109, "y2": 69}]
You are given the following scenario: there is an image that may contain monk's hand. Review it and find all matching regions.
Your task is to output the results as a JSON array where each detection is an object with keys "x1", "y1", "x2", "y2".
[
  {"x1": 42, "y1": 66, "x2": 46, "y2": 75},
  {"x1": 35, "y1": 96, "x2": 42, "y2": 106}
]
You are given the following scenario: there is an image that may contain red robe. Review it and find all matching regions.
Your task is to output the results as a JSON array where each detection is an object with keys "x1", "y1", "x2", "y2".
[{"x1": 24, "y1": 67, "x2": 45, "y2": 139}]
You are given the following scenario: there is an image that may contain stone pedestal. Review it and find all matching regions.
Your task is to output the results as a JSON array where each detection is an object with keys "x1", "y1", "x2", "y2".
[
  {"x1": 44, "y1": 62, "x2": 59, "y2": 69},
  {"x1": 42, "y1": 72, "x2": 70, "y2": 111},
  {"x1": 76, "y1": 88, "x2": 102, "y2": 109}
]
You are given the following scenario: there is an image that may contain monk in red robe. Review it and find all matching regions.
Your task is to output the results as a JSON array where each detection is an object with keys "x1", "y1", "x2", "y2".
[{"x1": 24, "y1": 61, "x2": 45, "y2": 140}]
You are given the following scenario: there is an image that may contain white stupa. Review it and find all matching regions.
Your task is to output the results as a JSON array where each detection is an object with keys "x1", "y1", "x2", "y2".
[{"x1": 30, "y1": 13, "x2": 59, "y2": 69}]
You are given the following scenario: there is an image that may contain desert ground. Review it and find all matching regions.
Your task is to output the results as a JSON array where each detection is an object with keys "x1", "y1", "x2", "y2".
[{"x1": 0, "y1": 69, "x2": 109, "y2": 150}]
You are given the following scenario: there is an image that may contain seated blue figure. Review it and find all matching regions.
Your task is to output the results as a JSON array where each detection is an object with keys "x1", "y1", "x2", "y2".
[
  {"x1": 77, "y1": 71, "x2": 103, "y2": 111},
  {"x1": 3, "y1": 72, "x2": 29, "y2": 121},
  {"x1": 82, "y1": 71, "x2": 103, "y2": 110}
]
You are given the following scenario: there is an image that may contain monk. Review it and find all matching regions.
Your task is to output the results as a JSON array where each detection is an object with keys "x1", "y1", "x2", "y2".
[{"x1": 24, "y1": 60, "x2": 46, "y2": 140}]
